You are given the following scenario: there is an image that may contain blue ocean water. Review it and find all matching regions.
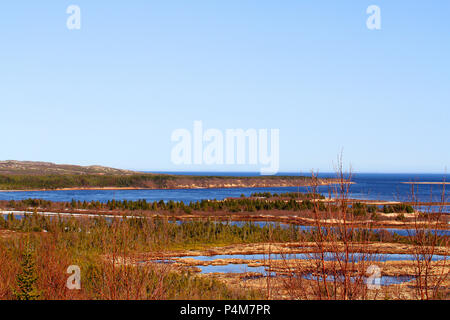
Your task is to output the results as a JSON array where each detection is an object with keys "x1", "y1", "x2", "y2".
[{"x1": 0, "y1": 173, "x2": 448, "y2": 207}]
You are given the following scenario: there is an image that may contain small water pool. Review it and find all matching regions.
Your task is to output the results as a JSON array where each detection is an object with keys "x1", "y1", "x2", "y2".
[
  {"x1": 197, "y1": 264, "x2": 267, "y2": 274},
  {"x1": 194, "y1": 263, "x2": 415, "y2": 286},
  {"x1": 181, "y1": 252, "x2": 447, "y2": 262}
]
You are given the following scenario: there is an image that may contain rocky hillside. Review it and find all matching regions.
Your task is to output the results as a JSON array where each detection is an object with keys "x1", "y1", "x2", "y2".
[
  {"x1": 0, "y1": 161, "x2": 328, "y2": 190},
  {"x1": 0, "y1": 160, "x2": 135, "y2": 175}
]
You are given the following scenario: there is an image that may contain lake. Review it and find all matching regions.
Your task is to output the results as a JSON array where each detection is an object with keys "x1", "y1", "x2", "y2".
[{"x1": 0, "y1": 173, "x2": 448, "y2": 211}]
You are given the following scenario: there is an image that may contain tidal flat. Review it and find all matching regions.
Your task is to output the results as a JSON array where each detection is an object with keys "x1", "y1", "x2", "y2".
[{"x1": 1, "y1": 188, "x2": 448, "y2": 300}]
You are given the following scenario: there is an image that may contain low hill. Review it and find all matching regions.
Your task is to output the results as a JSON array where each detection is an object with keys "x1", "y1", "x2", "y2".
[
  {"x1": 0, "y1": 161, "x2": 329, "y2": 191},
  {"x1": 0, "y1": 160, "x2": 135, "y2": 175}
]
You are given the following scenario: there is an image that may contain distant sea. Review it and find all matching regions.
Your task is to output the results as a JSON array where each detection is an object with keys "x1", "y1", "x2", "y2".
[{"x1": 0, "y1": 173, "x2": 448, "y2": 211}]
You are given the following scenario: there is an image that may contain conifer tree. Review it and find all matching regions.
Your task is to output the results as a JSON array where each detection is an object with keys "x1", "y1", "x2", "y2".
[{"x1": 14, "y1": 242, "x2": 40, "y2": 300}]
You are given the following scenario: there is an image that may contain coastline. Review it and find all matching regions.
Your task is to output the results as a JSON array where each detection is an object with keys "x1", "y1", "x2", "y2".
[{"x1": 0, "y1": 180, "x2": 345, "y2": 192}]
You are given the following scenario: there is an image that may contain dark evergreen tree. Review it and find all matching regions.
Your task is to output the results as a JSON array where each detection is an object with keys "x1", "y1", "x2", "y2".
[{"x1": 14, "y1": 242, "x2": 40, "y2": 300}]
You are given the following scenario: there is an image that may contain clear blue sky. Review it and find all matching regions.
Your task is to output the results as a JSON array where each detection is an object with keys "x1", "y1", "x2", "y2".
[{"x1": 0, "y1": 1, "x2": 449, "y2": 173}]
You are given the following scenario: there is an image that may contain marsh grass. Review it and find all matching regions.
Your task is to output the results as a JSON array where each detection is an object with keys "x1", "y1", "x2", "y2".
[
  {"x1": 274, "y1": 158, "x2": 449, "y2": 300},
  {"x1": 0, "y1": 220, "x2": 263, "y2": 300},
  {"x1": 0, "y1": 167, "x2": 447, "y2": 300},
  {"x1": 409, "y1": 181, "x2": 449, "y2": 299},
  {"x1": 278, "y1": 157, "x2": 401, "y2": 300}
]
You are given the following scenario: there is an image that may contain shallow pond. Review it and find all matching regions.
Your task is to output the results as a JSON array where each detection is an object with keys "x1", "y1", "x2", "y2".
[
  {"x1": 197, "y1": 264, "x2": 267, "y2": 274},
  {"x1": 195, "y1": 263, "x2": 415, "y2": 286},
  {"x1": 2, "y1": 212, "x2": 449, "y2": 238},
  {"x1": 181, "y1": 252, "x2": 447, "y2": 262}
]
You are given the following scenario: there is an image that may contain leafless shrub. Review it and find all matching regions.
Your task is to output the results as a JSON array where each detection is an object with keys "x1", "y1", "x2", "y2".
[
  {"x1": 279, "y1": 155, "x2": 379, "y2": 300},
  {"x1": 409, "y1": 180, "x2": 449, "y2": 300}
]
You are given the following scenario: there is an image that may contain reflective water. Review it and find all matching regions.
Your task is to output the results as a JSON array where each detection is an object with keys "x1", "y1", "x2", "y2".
[
  {"x1": 2, "y1": 212, "x2": 448, "y2": 237},
  {"x1": 0, "y1": 173, "x2": 448, "y2": 207},
  {"x1": 181, "y1": 253, "x2": 447, "y2": 262},
  {"x1": 194, "y1": 263, "x2": 415, "y2": 285},
  {"x1": 197, "y1": 264, "x2": 267, "y2": 274}
]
